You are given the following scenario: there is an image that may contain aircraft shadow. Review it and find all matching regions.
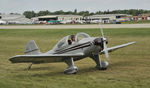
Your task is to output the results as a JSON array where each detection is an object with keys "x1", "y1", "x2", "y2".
[
  {"x1": 15, "y1": 66, "x2": 101, "y2": 77},
  {"x1": 15, "y1": 61, "x2": 133, "y2": 77},
  {"x1": 30, "y1": 67, "x2": 99, "y2": 77}
]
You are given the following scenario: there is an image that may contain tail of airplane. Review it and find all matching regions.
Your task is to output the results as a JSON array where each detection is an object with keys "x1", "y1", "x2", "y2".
[{"x1": 24, "y1": 40, "x2": 41, "y2": 55}]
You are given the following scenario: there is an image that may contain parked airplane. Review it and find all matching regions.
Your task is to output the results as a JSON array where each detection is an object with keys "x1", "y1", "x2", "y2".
[
  {"x1": 0, "y1": 20, "x2": 6, "y2": 24},
  {"x1": 9, "y1": 27, "x2": 136, "y2": 74}
]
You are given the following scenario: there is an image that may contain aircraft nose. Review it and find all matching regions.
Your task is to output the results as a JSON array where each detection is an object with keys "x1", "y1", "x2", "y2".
[
  {"x1": 93, "y1": 38, "x2": 108, "y2": 49},
  {"x1": 93, "y1": 38, "x2": 103, "y2": 46}
]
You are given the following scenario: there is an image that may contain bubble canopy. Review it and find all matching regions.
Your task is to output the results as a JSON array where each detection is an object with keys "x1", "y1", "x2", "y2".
[{"x1": 53, "y1": 32, "x2": 90, "y2": 50}]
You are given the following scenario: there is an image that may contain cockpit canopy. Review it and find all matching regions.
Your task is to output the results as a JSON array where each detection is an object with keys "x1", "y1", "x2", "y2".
[
  {"x1": 75, "y1": 32, "x2": 90, "y2": 42},
  {"x1": 53, "y1": 32, "x2": 90, "y2": 50}
]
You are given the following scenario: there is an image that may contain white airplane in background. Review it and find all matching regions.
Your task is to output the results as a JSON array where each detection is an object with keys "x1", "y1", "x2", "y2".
[{"x1": 0, "y1": 20, "x2": 6, "y2": 24}]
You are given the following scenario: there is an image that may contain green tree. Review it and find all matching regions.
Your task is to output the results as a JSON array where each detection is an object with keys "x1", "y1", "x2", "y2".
[
  {"x1": 23, "y1": 9, "x2": 150, "y2": 18},
  {"x1": 23, "y1": 11, "x2": 36, "y2": 19},
  {"x1": 95, "y1": 11, "x2": 103, "y2": 15},
  {"x1": 37, "y1": 10, "x2": 51, "y2": 16},
  {"x1": 78, "y1": 11, "x2": 90, "y2": 16},
  {"x1": 74, "y1": 9, "x2": 77, "y2": 14},
  {"x1": 65, "y1": 11, "x2": 74, "y2": 15},
  {"x1": 53, "y1": 10, "x2": 65, "y2": 15}
]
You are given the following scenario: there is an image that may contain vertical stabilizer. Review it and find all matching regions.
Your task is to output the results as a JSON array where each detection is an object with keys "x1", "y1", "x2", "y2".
[{"x1": 24, "y1": 40, "x2": 41, "y2": 55}]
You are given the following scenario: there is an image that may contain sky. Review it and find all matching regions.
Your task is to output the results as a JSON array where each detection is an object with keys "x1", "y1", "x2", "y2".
[{"x1": 0, "y1": 0, "x2": 150, "y2": 14}]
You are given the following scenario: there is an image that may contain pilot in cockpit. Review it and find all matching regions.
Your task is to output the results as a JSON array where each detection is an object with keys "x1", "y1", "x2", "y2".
[{"x1": 68, "y1": 35, "x2": 76, "y2": 45}]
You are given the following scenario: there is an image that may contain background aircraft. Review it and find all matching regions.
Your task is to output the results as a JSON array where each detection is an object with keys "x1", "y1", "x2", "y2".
[{"x1": 0, "y1": 20, "x2": 6, "y2": 24}]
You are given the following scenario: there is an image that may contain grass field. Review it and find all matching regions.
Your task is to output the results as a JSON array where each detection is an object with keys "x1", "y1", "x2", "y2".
[{"x1": 0, "y1": 28, "x2": 150, "y2": 88}]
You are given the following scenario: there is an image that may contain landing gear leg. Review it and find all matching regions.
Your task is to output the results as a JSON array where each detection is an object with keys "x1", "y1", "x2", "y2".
[
  {"x1": 91, "y1": 54, "x2": 109, "y2": 70},
  {"x1": 27, "y1": 63, "x2": 32, "y2": 70},
  {"x1": 64, "y1": 57, "x2": 78, "y2": 74}
]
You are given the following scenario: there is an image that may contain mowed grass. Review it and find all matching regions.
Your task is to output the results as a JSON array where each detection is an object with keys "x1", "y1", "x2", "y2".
[{"x1": 0, "y1": 28, "x2": 150, "y2": 88}]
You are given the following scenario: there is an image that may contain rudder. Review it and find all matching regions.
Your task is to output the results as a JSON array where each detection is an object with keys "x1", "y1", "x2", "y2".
[{"x1": 24, "y1": 40, "x2": 41, "y2": 55}]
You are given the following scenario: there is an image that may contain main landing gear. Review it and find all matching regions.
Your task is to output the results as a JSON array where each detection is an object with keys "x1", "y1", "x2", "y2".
[
  {"x1": 27, "y1": 63, "x2": 32, "y2": 70},
  {"x1": 91, "y1": 54, "x2": 109, "y2": 70},
  {"x1": 64, "y1": 57, "x2": 78, "y2": 74}
]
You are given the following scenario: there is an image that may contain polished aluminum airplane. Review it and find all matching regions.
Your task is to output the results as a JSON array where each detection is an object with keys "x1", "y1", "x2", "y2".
[{"x1": 9, "y1": 26, "x2": 136, "y2": 74}]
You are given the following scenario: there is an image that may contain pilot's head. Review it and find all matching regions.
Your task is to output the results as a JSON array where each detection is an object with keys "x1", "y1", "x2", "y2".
[{"x1": 71, "y1": 35, "x2": 75, "y2": 42}]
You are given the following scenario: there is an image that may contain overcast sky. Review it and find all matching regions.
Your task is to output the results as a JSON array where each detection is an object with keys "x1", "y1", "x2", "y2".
[{"x1": 0, "y1": 0, "x2": 150, "y2": 14}]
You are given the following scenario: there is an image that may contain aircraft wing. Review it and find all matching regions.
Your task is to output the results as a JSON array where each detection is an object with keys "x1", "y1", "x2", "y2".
[
  {"x1": 9, "y1": 53, "x2": 84, "y2": 64},
  {"x1": 100, "y1": 41, "x2": 136, "y2": 54}
]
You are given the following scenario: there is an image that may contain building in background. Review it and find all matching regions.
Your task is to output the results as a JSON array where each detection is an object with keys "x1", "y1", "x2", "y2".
[
  {"x1": 32, "y1": 14, "x2": 133, "y2": 24},
  {"x1": 32, "y1": 15, "x2": 83, "y2": 24},
  {"x1": 141, "y1": 14, "x2": 150, "y2": 20},
  {"x1": 0, "y1": 15, "x2": 6, "y2": 24},
  {"x1": 84, "y1": 14, "x2": 132, "y2": 24},
  {"x1": 2, "y1": 14, "x2": 147, "y2": 24},
  {"x1": 132, "y1": 14, "x2": 150, "y2": 21},
  {"x1": 0, "y1": 14, "x2": 32, "y2": 24}
]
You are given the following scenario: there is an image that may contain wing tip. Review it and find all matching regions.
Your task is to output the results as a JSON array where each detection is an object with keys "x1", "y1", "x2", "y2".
[
  {"x1": 129, "y1": 41, "x2": 136, "y2": 45},
  {"x1": 9, "y1": 56, "x2": 16, "y2": 63},
  {"x1": 8, "y1": 55, "x2": 21, "y2": 63},
  {"x1": 132, "y1": 41, "x2": 136, "y2": 44}
]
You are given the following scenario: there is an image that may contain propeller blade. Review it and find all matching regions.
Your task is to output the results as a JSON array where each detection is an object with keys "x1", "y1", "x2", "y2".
[
  {"x1": 99, "y1": 23, "x2": 109, "y2": 59},
  {"x1": 99, "y1": 23, "x2": 104, "y2": 37},
  {"x1": 103, "y1": 41, "x2": 109, "y2": 59}
]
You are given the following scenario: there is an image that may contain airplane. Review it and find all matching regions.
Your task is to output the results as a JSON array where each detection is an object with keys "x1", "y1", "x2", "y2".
[
  {"x1": 0, "y1": 20, "x2": 6, "y2": 24},
  {"x1": 9, "y1": 26, "x2": 136, "y2": 74}
]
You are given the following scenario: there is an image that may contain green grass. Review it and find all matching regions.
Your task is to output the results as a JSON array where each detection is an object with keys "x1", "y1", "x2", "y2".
[
  {"x1": 122, "y1": 20, "x2": 150, "y2": 24},
  {"x1": 0, "y1": 28, "x2": 150, "y2": 88}
]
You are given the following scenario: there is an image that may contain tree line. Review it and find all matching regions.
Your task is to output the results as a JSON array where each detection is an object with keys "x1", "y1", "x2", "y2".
[{"x1": 23, "y1": 9, "x2": 150, "y2": 19}]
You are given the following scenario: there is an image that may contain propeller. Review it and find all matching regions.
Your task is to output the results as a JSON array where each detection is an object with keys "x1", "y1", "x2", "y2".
[{"x1": 99, "y1": 24, "x2": 109, "y2": 59}]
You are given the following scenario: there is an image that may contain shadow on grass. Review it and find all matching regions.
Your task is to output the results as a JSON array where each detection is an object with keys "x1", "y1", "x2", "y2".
[
  {"x1": 14, "y1": 60, "x2": 135, "y2": 78},
  {"x1": 14, "y1": 66, "x2": 101, "y2": 78},
  {"x1": 110, "y1": 60, "x2": 135, "y2": 68},
  {"x1": 30, "y1": 67, "x2": 102, "y2": 77}
]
